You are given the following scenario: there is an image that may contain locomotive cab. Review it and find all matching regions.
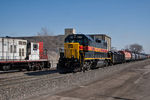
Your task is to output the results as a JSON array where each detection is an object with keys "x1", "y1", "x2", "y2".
[{"x1": 64, "y1": 34, "x2": 90, "y2": 60}]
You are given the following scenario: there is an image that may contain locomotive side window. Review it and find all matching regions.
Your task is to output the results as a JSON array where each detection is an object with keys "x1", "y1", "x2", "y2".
[
  {"x1": 19, "y1": 41, "x2": 26, "y2": 45},
  {"x1": 14, "y1": 45, "x2": 17, "y2": 53},
  {"x1": 22, "y1": 48, "x2": 24, "y2": 56},
  {"x1": 23, "y1": 42, "x2": 26, "y2": 45},
  {"x1": 19, "y1": 48, "x2": 21, "y2": 56},
  {"x1": 104, "y1": 42, "x2": 107, "y2": 49},
  {"x1": 19, "y1": 41, "x2": 22, "y2": 45},
  {"x1": 10, "y1": 45, "x2": 13, "y2": 53},
  {"x1": 33, "y1": 44, "x2": 38, "y2": 50},
  {"x1": 96, "y1": 39, "x2": 101, "y2": 43}
]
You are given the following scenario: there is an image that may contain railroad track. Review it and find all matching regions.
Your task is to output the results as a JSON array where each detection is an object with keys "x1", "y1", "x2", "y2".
[
  {"x1": 0, "y1": 73, "x2": 63, "y2": 87},
  {"x1": 0, "y1": 60, "x2": 149, "y2": 88},
  {"x1": 0, "y1": 68, "x2": 60, "y2": 87},
  {"x1": 0, "y1": 70, "x2": 21, "y2": 74},
  {"x1": 0, "y1": 67, "x2": 51, "y2": 74},
  {"x1": 0, "y1": 68, "x2": 53, "y2": 78},
  {"x1": 0, "y1": 64, "x2": 129, "y2": 87}
]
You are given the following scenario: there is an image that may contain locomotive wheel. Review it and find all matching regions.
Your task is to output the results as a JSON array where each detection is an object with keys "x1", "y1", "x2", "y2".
[
  {"x1": 82, "y1": 62, "x2": 87, "y2": 72},
  {"x1": 47, "y1": 63, "x2": 51, "y2": 68},
  {"x1": 2, "y1": 65, "x2": 10, "y2": 71},
  {"x1": 83, "y1": 61, "x2": 92, "y2": 71},
  {"x1": 19, "y1": 68, "x2": 23, "y2": 71},
  {"x1": 109, "y1": 62, "x2": 113, "y2": 66},
  {"x1": 72, "y1": 65, "x2": 81, "y2": 73},
  {"x1": 39, "y1": 63, "x2": 44, "y2": 70},
  {"x1": 36, "y1": 64, "x2": 40, "y2": 70},
  {"x1": 104, "y1": 60, "x2": 109, "y2": 67},
  {"x1": 84, "y1": 62, "x2": 89, "y2": 71},
  {"x1": 27, "y1": 65, "x2": 34, "y2": 71},
  {"x1": 33, "y1": 65, "x2": 37, "y2": 71}
]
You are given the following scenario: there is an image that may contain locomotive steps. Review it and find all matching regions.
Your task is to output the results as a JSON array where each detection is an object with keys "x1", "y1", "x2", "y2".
[{"x1": 0, "y1": 59, "x2": 150, "y2": 100}]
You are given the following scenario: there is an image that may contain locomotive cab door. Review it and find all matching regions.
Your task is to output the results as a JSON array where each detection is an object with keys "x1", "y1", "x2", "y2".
[{"x1": 29, "y1": 42, "x2": 40, "y2": 60}]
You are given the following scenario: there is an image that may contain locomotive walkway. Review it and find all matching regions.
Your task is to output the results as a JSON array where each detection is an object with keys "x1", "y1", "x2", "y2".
[{"x1": 28, "y1": 59, "x2": 150, "y2": 100}]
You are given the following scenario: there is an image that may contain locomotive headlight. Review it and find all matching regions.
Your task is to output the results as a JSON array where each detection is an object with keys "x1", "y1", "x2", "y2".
[{"x1": 74, "y1": 59, "x2": 78, "y2": 62}]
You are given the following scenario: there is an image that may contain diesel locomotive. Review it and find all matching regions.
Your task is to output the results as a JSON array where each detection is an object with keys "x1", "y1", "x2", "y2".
[
  {"x1": 0, "y1": 37, "x2": 51, "y2": 71},
  {"x1": 57, "y1": 34, "x2": 111, "y2": 72}
]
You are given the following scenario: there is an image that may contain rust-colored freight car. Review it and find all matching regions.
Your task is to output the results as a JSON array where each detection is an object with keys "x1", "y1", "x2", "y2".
[{"x1": 119, "y1": 50, "x2": 132, "y2": 61}]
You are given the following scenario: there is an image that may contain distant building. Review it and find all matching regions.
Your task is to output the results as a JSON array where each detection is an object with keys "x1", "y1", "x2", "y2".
[{"x1": 65, "y1": 28, "x2": 76, "y2": 37}]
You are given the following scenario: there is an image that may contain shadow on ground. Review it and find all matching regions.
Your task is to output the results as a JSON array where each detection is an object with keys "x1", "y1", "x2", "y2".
[
  {"x1": 98, "y1": 94, "x2": 134, "y2": 100},
  {"x1": 25, "y1": 69, "x2": 58, "y2": 76}
]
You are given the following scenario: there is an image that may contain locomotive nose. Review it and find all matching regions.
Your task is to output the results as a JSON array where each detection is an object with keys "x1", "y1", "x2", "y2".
[{"x1": 64, "y1": 43, "x2": 80, "y2": 60}]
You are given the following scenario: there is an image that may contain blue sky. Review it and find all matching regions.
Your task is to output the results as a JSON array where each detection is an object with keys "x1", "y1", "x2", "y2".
[{"x1": 0, "y1": 0, "x2": 150, "y2": 53}]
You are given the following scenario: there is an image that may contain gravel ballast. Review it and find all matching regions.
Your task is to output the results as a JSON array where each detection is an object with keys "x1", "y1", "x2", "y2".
[{"x1": 0, "y1": 60, "x2": 150, "y2": 100}]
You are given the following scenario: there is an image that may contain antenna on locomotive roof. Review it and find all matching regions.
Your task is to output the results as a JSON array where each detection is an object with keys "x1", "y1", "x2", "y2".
[{"x1": 6, "y1": 36, "x2": 11, "y2": 38}]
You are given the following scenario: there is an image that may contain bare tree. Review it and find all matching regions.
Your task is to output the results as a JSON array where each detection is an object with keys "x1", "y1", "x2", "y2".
[
  {"x1": 125, "y1": 43, "x2": 143, "y2": 53},
  {"x1": 129, "y1": 43, "x2": 143, "y2": 53},
  {"x1": 37, "y1": 27, "x2": 53, "y2": 36}
]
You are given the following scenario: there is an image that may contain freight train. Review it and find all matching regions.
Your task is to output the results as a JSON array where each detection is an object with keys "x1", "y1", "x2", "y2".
[
  {"x1": 57, "y1": 34, "x2": 148, "y2": 73},
  {"x1": 0, "y1": 37, "x2": 50, "y2": 71},
  {"x1": 108, "y1": 51, "x2": 148, "y2": 65}
]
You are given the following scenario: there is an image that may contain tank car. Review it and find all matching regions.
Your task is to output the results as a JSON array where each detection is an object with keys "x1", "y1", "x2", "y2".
[{"x1": 119, "y1": 50, "x2": 132, "y2": 62}]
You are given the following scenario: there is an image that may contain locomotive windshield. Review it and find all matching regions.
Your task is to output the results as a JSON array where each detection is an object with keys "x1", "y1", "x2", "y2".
[{"x1": 65, "y1": 34, "x2": 91, "y2": 45}]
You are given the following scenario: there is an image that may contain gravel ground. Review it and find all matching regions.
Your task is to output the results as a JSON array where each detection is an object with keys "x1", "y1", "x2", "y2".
[
  {"x1": 1, "y1": 59, "x2": 150, "y2": 100},
  {"x1": 27, "y1": 59, "x2": 150, "y2": 100}
]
